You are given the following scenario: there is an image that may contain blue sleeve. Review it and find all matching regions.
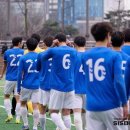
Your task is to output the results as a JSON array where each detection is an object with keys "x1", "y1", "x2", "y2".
[
  {"x1": 37, "y1": 53, "x2": 41, "y2": 71},
  {"x1": 125, "y1": 58, "x2": 130, "y2": 99},
  {"x1": 17, "y1": 57, "x2": 24, "y2": 93},
  {"x1": 42, "y1": 48, "x2": 53, "y2": 60},
  {"x1": 113, "y1": 53, "x2": 127, "y2": 106}
]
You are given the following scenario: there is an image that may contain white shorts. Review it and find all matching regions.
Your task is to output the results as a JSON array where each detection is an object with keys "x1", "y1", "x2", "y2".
[
  {"x1": 20, "y1": 87, "x2": 39, "y2": 103},
  {"x1": 73, "y1": 94, "x2": 86, "y2": 110},
  {"x1": 39, "y1": 89, "x2": 50, "y2": 106},
  {"x1": 49, "y1": 89, "x2": 75, "y2": 110},
  {"x1": 87, "y1": 107, "x2": 128, "y2": 130},
  {"x1": 4, "y1": 80, "x2": 18, "y2": 95}
]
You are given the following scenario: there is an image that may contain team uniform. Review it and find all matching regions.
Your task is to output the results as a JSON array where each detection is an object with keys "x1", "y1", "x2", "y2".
[
  {"x1": 37, "y1": 51, "x2": 52, "y2": 106},
  {"x1": 74, "y1": 51, "x2": 87, "y2": 110},
  {"x1": 118, "y1": 51, "x2": 129, "y2": 77},
  {"x1": 17, "y1": 51, "x2": 40, "y2": 130},
  {"x1": 17, "y1": 52, "x2": 40, "y2": 103},
  {"x1": 3, "y1": 47, "x2": 24, "y2": 123},
  {"x1": 42, "y1": 46, "x2": 77, "y2": 110},
  {"x1": 125, "y1": 57, "x2": 130, "y2": 101},
  {"x1": 82, "y1": 47, "x2": 128, "y2": 130},
  {"x1": 4, "y1": 48, "x2": 24, "y2": 95},
  {"x1": 122, "y1": 45, "x2": 130, "y2": 56},
  {"x1": 24, "y1": 46, "x2": 44, "y2": 54}
]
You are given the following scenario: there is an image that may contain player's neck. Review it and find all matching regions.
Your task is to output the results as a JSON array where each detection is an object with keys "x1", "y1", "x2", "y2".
[
  {"x1": 59, "y1": 42, "x2": 67, "y2": 46},
  {"x1": 77, "y1": 47, "x2": 85, "y2": 52},
  {"x1": 28, "y1": 50, "x2": 35, "y2": 52},
  {"x1": 112, "y1": 47, "x2": 121, "y2": 51},
  {"x1": 13, "y1": 46, "x2": 19, "y2": 48},
  {"x1": 125, "y1": 42, "x2": 130, "y2": 45},
  {"x1": 96, "y1": 41, "x2": 107, "y2": 47}
]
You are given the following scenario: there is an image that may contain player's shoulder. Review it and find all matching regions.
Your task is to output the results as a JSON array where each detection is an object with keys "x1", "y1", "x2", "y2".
[
  {"x1": 126, "y1": 57, "x2": 130, "y2": 66},
  {"x1": 35, "y1": 47, "x2": 44, "y2": 53}
]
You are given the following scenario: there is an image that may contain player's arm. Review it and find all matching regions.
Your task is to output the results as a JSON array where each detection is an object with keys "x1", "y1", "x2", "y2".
[
  {"x1": 124, "y1": 58, "x2": 130, "y2": 100},
  {"x1": 114, "y1": 54, "x2": 128, "y2": 118},
  {"x1": 0, "y1": 52, "x2": 7, "y2": 79},
  {"x1": 17, "y1": 58, "x2": 24, "y2": 94},
  {"x1": 42, "y1": 48, "x2": 53, "y2": 60},
  {"x1": 125, "y1": 58, "x2": 130, "y2": 115},
  {"x1": 114, "y1": 54, "x2": 127, "y2": 105},
  {"x1": 36, "y1": 53, "x2": 42, "y2": 71}
]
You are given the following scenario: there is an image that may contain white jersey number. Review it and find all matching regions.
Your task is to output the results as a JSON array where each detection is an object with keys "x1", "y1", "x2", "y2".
[
  {"x1": 10, "y1": 54, "x2": 22, "y2": 66},
  {"x1": 26, "y1": 59, "x2": 38, "y2": 73},
  {"x1": 62, "y1": 54, "x2": 71, "y2": 69},
  {"x1": 86, "y1": 58, "x2": 106, "y2": 82},
  {"x1": 79, "y1": 65, "x2": 85, "y2": 75},
  {"x1": 122, "y1": 60, "x2": 126, "y2": 78},
  {"x1": 48, "y1": 58, "x2": 52, "y2": 72}
]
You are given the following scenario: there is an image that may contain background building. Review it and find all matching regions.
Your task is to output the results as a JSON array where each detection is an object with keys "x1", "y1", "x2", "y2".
[{"x1": 58, "y1": 0, "x2": 104, "y2": 25}]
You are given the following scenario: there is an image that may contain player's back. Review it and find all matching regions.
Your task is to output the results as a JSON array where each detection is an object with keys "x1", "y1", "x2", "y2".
[
  {"x1": 122, "y1": 45, "x2": 130, "y2": 56},
  {"x1": 74, "y1": 51, "x2": 87, "y2": 94},
  {"x1": 118, "y1": 51, "x2": 129, "y2": 77},
  {"x1": 37, "y1": 51, "x2": 52, "y2": 91},
  {"x1": 82, "y1": 47, "x2": 126, "y2": 111},
  {"x1": 19, "y1": 52, "x2": 39, "y2": 90},
  {"x1": 4, "y1": 48, "x2": 24, "y2": 81},
  {"x1": 45, "y1": 46, "x2": 77, "y2": 92}
]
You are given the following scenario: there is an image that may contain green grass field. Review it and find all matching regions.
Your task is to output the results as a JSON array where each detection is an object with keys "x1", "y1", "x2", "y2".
[{"x1": 0, "y1": 80, "x2": 76, "y2": 130}]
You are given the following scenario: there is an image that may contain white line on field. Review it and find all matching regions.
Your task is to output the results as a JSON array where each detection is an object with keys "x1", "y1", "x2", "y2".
[
  {"x1": 0, "y1": 105, "x2": 75, "y2": 127},
  {"x1": 0, "y1": 105, "x2": 5, "y2": 108}
]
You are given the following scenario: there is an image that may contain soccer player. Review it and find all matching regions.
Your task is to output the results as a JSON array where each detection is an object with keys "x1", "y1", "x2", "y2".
[
  {"x1": 73, "y1": 36, "x2": 87, "y2": 130},
  {"x1": 0, "y1": 37, "x2": 24, "y2": 123},
  {"x1": 24, "y1": 33, "x2": 43, "y2": 54},
  {"x1": 122, "y1": 29, "x2": 130, "y2": 56},
  {"x1": 111, "y1": 31, "x2": 129, "y2": 77},
  {"x1": 37, "y1": 36, "x2": 54, "y2": 130},
  {"x1": 17, "y1": 38, "x2": 39, "y2": 130},
  {"x1": 82, "y1": 22, "x2": 128, "y2": 130},
  {"x1": 42, "y1": 33, "x2": 77, "y2": 130}
]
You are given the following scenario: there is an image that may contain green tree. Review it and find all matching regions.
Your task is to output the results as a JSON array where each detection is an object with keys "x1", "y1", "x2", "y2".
[
  {"x1": 105, "y1": 10, "x2": 130, "y2": 31},
  {"x1": 39, "y1": 20, "x2": 79, "y2": 38}
]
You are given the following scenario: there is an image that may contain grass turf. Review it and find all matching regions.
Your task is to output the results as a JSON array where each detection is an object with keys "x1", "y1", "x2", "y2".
[{"x1": 0, "y1": 80, "x2": 76, "y2": 130}]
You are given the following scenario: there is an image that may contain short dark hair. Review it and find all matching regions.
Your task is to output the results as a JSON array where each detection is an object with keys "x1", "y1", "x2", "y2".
[
  {"x1": 12, "y1": 37, "x2": 22, "y2": 46},
  {"x1": 31, "y1": 33, "x2": 41, "y2": 43},
  {"x1": 55, "y1": 33, "x2": 66, "y2": 42},
  {"x1": 124, "y1": 29, "x2": 130, "y2": 42},
  {"x1": 111, "y1": 31, "x2": 124, "y2": 47},
  {"x1": 74, "y1": 36, "x2": 86, "y2": 47},
  {"x1": 91, "y1": 22, "x2": 113, "y2": 42},
  {"x1": 44, "y1": 36, "x2": 54, "y2": 47},
  {"x1": 26, "y1": 38, "x2": 38, "y2": 51}
]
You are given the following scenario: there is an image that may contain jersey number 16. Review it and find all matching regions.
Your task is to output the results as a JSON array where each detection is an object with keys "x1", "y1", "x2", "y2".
[{"x1": 86, "y1": 58, "x2": 106, "y2": 82}]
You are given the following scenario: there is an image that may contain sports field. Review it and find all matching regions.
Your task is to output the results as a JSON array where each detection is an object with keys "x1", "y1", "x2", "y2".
[{"x1": 0, "y1": 79, "x2": 76, "y2": 130}]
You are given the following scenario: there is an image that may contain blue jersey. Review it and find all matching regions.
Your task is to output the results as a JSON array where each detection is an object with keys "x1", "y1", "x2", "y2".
[
  {"x1": 4, "y1": 48, "x2": 24, "y2": 81},
  {"x1": 122, "y1": 45, "x2": 130, "y2": 56},
  {"x1": 42, "y1": 46, "x2": 77, "y2": 92},
  {"x1": 17, "y1": 52, "x2": 39, "y2": 93},
  {"x1": 125, "y1": 58, "x2": 130, "y2": 98},
  {"x1": 82, "y1": 47, "x2": 127, "y2": 111},
  {"x1": 37, "y1": 51, "x2": 52, "y2": 91},
  {"x1": 74, "y1": 52, "x2": 87, "y2": 94},
  {"x1": 118, "y1": 51, "x2": 129, "y2": 77}
]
